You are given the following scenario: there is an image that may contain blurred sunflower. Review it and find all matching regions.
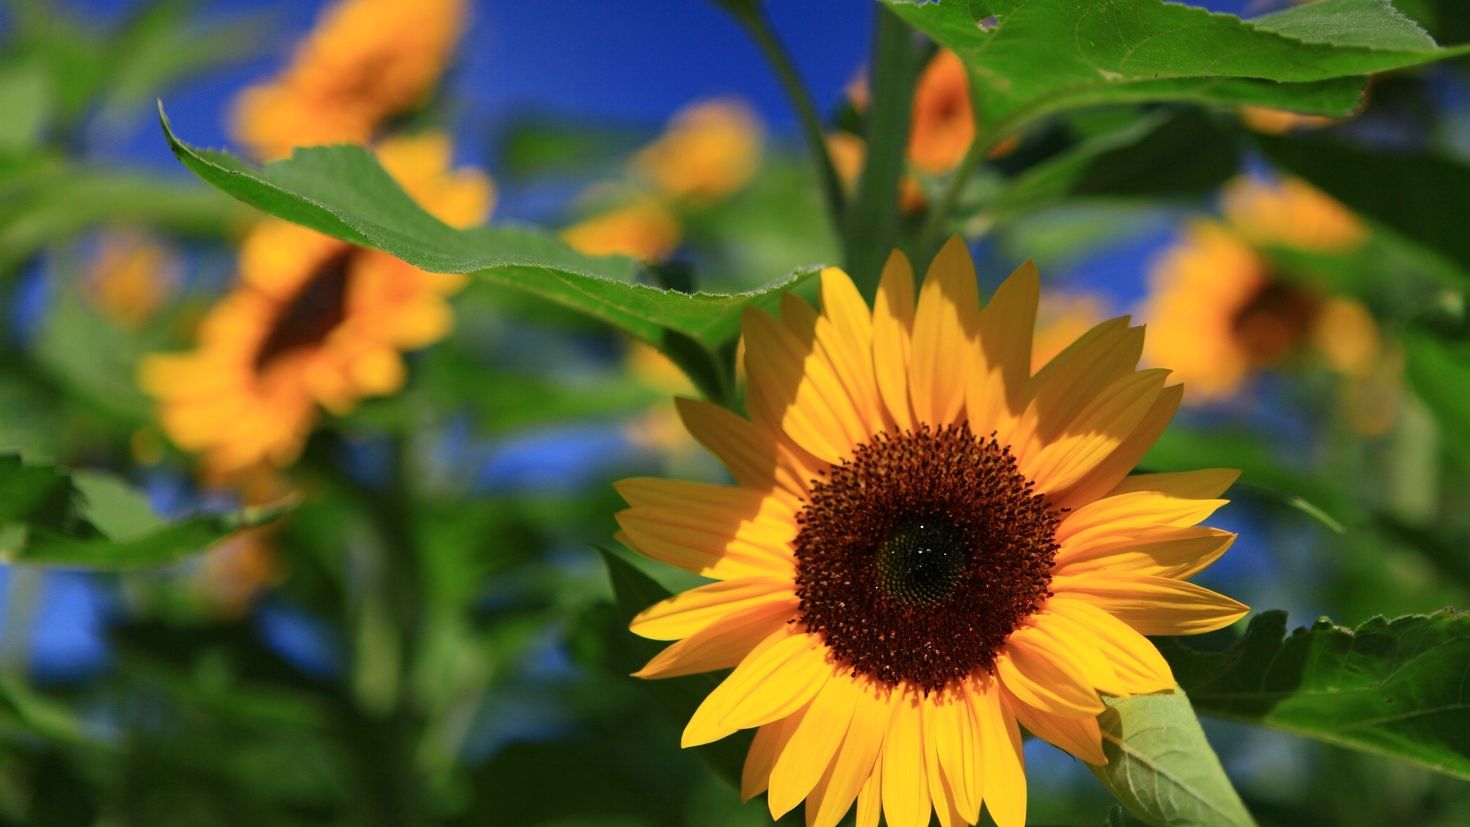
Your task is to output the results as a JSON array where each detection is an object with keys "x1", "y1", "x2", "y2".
[
  {"x1": 1141, "y1": 177, "x2": 1381, "y2": 405},
  {"x1": 616, "y1": 239, "x2": 1246, "y2": 827},
  {"x1": 633, "y1": 99, "x2": 763, "y2": 204},
  {"x1": 561, "y1": 195, "x2": 682, "y2": 262},
  {"x1": 140, "y1": 132, "x2": 492, "y2": 476},
  {"x1": 230, "y1": 0, "x2": 465, "y2": 159},
  {"x1": 85, "y1": 231, "x2": 178, "y2": 330}
]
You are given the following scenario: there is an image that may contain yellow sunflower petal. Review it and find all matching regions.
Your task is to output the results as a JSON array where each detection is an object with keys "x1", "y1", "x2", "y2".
[
  {"x1": 873, "y1": 250, "x2": 917, "y2": 430},
  {"x1": 1051, "y1": 383, "x2": 1186, "y2": 511},
  {"x1": 1055, "y1": 526, "x2": 1236, "y2": 580},
  {"x1": 782, "y1": 291, "x2": 821, "y2": 340},
  {"x1": 1010, "y1": 317, "x2": 1143, "y2": 462},
  {"x1": 910, "y1": 236, "x2": 981, "y2": 425},
  {"x1": 1012, "y1": 618, "x2": 1125, "y2": 698},
  {"x1": 1000, "y1": 683, "x2": 1106, "y2": 765},
  {"x1": 769, "y1": 675, "x2": 860, "y2": 818},
  {"x1": 1050, "y1": 574, "x2": 1250, "y2": 636},
  {"x1": 995, "y1": 634, "x2": 1105, "y2": 717},
  {"x1": 1023, "y1": 368, "x2": 1168, "y2": 497},
  {"x1": 683, "y1": 632, "x2": 831, "y2": 747},
  {"x1": 1044, "y1": 595, "x2": 1176, "y2": 693},
  {"x1": 969, "y1": 259, "x2": 1040, "y2": 440},
  {"x1": 815, "y1": 268, "x2": 888, "y2": 437},
  {"x1": 927, "y1": 689, "x2": 979, "y2": 821},
  {"x1": 804, "y1": 680, "x2": 889, "y2": 827},
  {"x1": 967, "y1": 680, "x2": 1026, "y2": 827},
  {"x1": 743, "y1": 308, "x2": 867, "y2": 465},
  {"x1": 1057, "y1": 488, "x2": 1230, "y2": 547},
  {"x1": 743, "y1": 710, "x2": 804, "y2": 802},
  {"x1": 855, "y1": 754, "x2": 883, "y2": 827},
  {"x1": 673, "y1": 397, "x2": 818, "y2": 497},
  {"x1": 631, "y1": 578, "x2": 795, "y2": 640},
  {"x1": 881, "y1": 688, "x2": 932, "y2": 827},
  {"x1": 633, "y1": 599, "x2": 796, "y2": 679},
  {"x1": 924, "y1": 709, "x2": 967, "y2": 827},
  {"x1": 1111, "y1": 468, "x2": 1241, "y2": 499}
]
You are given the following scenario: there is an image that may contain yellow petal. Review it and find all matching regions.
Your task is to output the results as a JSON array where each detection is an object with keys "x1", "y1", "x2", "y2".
[
  {"x1": 1023, "y1": 369, "x2": 1167, "y2": 497},
  {"x1": 769, "y1": 675, "x2": 860, "y2": 818},
  {"x1": 631, "y1": 578, "x2": 795, "y2": 640},
  {"x1": 967, "y1": 680, "x2": 1026, "y2": 827},
  {"x1": 683, "y1": 632, "x2": 831, "y2": 747},
  {"x1": 1051, "y1": 384, "x2": 1185, "y2": 512},
  {"x1": 1055, "y1": 526, "x2": 1236, "y2": 580},
  {"x1": 1056, "y1": 488, "x2": 1230, "y2": 548},
  {"x1": 815, "y1": 268, "x2": 888, "y2": 438},
  {"x1": 1050, "y1": 574, "x2": 1249, "y2": 636},
  {"x1": 1000, "y1": 683, "x2": 1106, "y2": 765},
  {"x1": 923, "y1": 693, "x2": 976, "y2": 827},
  {"x1": 1044, "y1": 596, "x2": 1176, "y2": 693},
  {"x1": 1011, "y1": 318, "x2": 1142, "y2": 463},
  {"x1": 881, "y1": 688, "x2": 932, "y2": 827},
  {"x1": 634, "y1": 599, "x2": 796, "y2": 678},
  {"x1": 910, "y1": 236, "x2": 980, "y2": 425},
  {"x1": 995, "y1": 635, "x2": 1105, "y2": 717},
  {"x1": 674, "y1": 396, "x2": 819, "y2": 497},
  {"x1": 855, "y1": 753, "x2": 883, "y2": 827},
  {"x1": 970, "y1": 259, "x2": 1040, "y2": 440},
  {"x1": 1111, "y1": 468, "x2": 1241, "y2": 499},
  {"x1": 743, "y1": 308, "x2": 866, "y2": 465},
  {"x1": 804, "y1": 679, "x2": 889, "y2": 827},
  {"x1": 1012, "y1": 618, "x2": 1125, "y2": 698},
  {"x1": 743, "y1": 710, "x2": 804, "y2": 801},
  {"x1": 873, "y1": 250, "x2": 917, "y2": 431}
]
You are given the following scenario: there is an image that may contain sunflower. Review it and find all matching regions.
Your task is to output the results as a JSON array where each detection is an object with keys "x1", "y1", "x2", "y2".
[
  {"x1": 85, "y1": 231, "x2": 178, "y2": 330},
  {"x1": 140, "y1": 132, "x2": 492, "y2": 476},
  {"x1": 616, "y1": 239, "x2": 1246, "y2": 827},
  {"x1": 561, "y1": 195, "x2": 682, "y2": 262},
  {"x1": 229, "y1": 0, "x2": 465, "y2": 160},
  {"x1": 633, "y1": 99, "x2": 763, "y2": 204},
  {"x1": 1141, "y1": 177, "x2": 1373, "y2": 403}
]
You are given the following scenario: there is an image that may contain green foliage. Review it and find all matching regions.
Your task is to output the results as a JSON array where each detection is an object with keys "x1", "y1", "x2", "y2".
[
  {"x1": 1091, "y1": 691, "x2": 1257, "y2": 827},
  {"x1": 1160, "y1": 610, "x2": 1470, "y2": 781},
  {"x1": 1404, "y1": 327, "x2": 1470, "y2": 465},
  {"x1": 884, "y1": 0, "x2": 1461, "y2": 135},
  {"x1": 0, "y1": 454, "x2": 288, "y2": 569}
]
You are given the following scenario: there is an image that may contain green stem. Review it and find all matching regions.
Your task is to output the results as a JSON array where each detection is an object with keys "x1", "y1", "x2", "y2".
[
  {"x1": 842, "y1": 4, "x2": 921, "y2": 297},
  {"x1": 917, "y1": 118, "x2": 1016, "y2": 259},
  {"x1": 721, "y1": 1, "x2": 847, "y2": 238}
]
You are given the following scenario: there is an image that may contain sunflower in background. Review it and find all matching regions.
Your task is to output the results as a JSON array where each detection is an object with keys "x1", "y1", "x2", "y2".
[
  {"x1": 1141, "y1": 176, "x2": 1397, "y2": 431},
  {"x1": 84, "y1": 232, "x2": 180, "y2": 331},
  {"x1": 563, "y1": 99, "x2": 763, "y2": 263},
  {"x1": 229, "y1": 0, "x2": 465, "y2": 160},
  {"x1": 616, "y1": 239, "x2": 1246, "y2": 827},
  {"x1": 140, "y1": 132, "x2": 493, "y2": 478}
]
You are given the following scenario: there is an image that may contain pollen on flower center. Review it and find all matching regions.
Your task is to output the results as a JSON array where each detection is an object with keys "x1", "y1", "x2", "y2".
[
  {"x1": 253, "y1": 250, "x2": 355, "y2": 370},
  {"x1": 793, "y1": 423, "x2": 1060, "y2": 694}
]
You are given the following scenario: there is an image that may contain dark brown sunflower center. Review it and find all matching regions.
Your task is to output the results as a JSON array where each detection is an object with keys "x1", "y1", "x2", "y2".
[
  {"x1": 1231, "y1": 280, "x2": 1318, "y2": 367},
  {"x1": 793, "y1": 423, "x2": 1059, "y2": 694},
  {"x1": 253, "y1": 249, "x2": 355, "y2": 371}
]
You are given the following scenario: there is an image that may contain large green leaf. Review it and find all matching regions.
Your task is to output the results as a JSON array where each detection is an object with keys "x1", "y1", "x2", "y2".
[
  {"x1": 159, "y1": 107, "x2": 818, "y2": 395},
  {"x1": 1159, "y1": 610, "x2": 1470, "y2": 781},
  {"x1": 0, "y1": 454, "x2": 289, "y2": 570},
  {"x1": 884, "y1": 0, "x2": 1464, "y2": 136},
  {"x1": 1092, "y1": 691, "x2": 1257, "y2": 827}
]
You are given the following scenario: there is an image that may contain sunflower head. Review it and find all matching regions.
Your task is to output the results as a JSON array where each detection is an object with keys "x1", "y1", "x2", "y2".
[
  {"x1": 229, "y1": 0, "x2": 466, "y2": 160},
  {"x1": 616, "y1": 238, "x2": 1247, "y2": 827}
]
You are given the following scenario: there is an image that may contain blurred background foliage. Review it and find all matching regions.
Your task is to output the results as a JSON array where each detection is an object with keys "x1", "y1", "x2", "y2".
[{"x1": 1, "y1": 0, "x2": 1470, "y2": 825}]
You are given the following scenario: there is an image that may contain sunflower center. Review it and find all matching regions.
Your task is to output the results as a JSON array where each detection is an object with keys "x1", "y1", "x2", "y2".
[
  {"x1": 793, "y1": 423, "x2": 1059, "y2": 694},
  {"x1": 1231, "y1": 280, "x2": 1318, "y2": 367},
  {"x1": 253, "y1": 249, "x2": 355, "y2": 371}
]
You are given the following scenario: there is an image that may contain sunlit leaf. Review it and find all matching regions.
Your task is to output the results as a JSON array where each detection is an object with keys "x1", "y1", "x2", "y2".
[
  {"x1": 1160, "y1": 610, "x2": 1470, "y2": 781},
  {"x1": 1092, "y1": 691, "x2": 1257, "y2": 827}
]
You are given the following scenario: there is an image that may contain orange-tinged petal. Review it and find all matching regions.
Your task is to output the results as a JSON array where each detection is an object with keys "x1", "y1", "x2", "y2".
[
  {"x1": 1052, "y1": 383, "x2": 1186, "y2": 511},
  {"x1": 631, "y1": 578, "x2": 795, "y2": 640},
  {"x1": 743, "y1": 309, "x2": 866, "y2": 465},
  {"x1": 673, "y1": 397, "x2": 819, "y2": 497},
  {"x1": 1023, "y1": 369, "x2": 1167, "y2": 497},
  {"x1": 1012, "y1": 619, "x2": 1125, "y2": 697},
  {"x1": 743, "y1": 709, "x2": 805, "y2": 802},
  {"x1": 1012, "y1": 318, "x2": 1143, "y2": 462},
  {"x1": 804, "y1": 679, "x2": 889, "y2": 827},
  {"x1": 910, "y1": 236, "x2": 980, "y2": 425},
  {"x1": 927, "y1": 690, "x2": 979, "y2": 821},
  {"x1": 855, "y1": 754, "x2": 882, "y2": 827},
  {"x1": 1111, "y1": 468, "x2": 1241, "y2": 499},
  {"x1": 1044, "y1": 596, "x2": 1176, "y2": 693},
  {"x1": 769, "y1": 675, "x2": 860, "y2": 818},
  {"x1": 1057, "y1": 488, "x2": 1230, "y2": 547},
  {"x1": 873, "y1": 250, "x2": 917, "y2": 431},
  {"x1": 995, "y1": 636, "x2": 1105, "y2": 717},
  {"x1": 881, "y1": 688, "x2": 932, "y2": 827},
  {"x1": 1050, "y1": 574, "x2": 1249, "y2": 636},
  {"x1": 967, "y1": 680, "x2": 1026, "y2": 827},
  {"x1": 815, "y1": 268, "x2": 888, "y2": 438},
  {"x1": 683, "y1": 632, "x2": 830, "y2": 746},
  {"x1": 1000, "y1": 684, "x2": 1106, "y2": 765},
  {"x1": 1055, "y1": 526, "x2": 1236, "y2": 580},
  {"x1": 970, "y1": 259, "x2": 1040, "y2": 440},
  {"x1": 634, "y1": 599, "x2": 796, "y2": 678}
]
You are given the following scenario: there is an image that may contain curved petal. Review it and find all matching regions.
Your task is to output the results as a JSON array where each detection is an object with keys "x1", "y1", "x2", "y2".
[
  {"x1": 744, "y1": 308, "x2": 867, "y2": 465},
  {"x1": 1013, "y1": 617, "x2": 1125, "y2": 697},
  {"x1": 1022, "y1": 369, "x2": 1168, "y2": 497},
  {"x1": 743, "y1": 709, "x2": 804, "y2": 801},
  {"x1": 1050, "y1": 574, "x2": 1249, "y2": 636},
  {"x1": 881, "y1": 687, "x2": 932, "y2": 827},
  {"x1": 769, "y1": 675, "x2": 861, "y2": 818},
  {"x1": 684, "y1": 632, "x2": 832, "y2": 747},
  {"x1": 631, "y1": 578, "x2": 795, "y2": 640},
  {"x1": 1055, "y1": 525, "x2": 1236, "y2": 580},
  {"x1": 925, "y1": 689, "x2": 980, "y2": 823},
  {"x1": 969, "y1": 259, "x2": 1039, "y2": 441},
  {"x1": 803, "y1": 679, "x2": 889, "y2": 827},
  {"x1": 994, "y1": 633, "x2": 1105, "y2": 717},
  {"x1": 910, "y1": 236, "x2": 981, "y2": 425},
  {"x1": 855, "y1": 754, "x2": 883, "y2": 827},
  {"x1": 1050, "y1": 383, "x2": 1186, "y2": 512},
  {"x1": 966, "y1": 679, "x2": 1026, "y2": 827},
  {"x1": 1111, "y1": 468, "x2": 1241, "y2": 499},
  {"x1": 1000, "y1": 683, "x2": 1106, "y2": 765},
  {"x1": 1056, "y1": 489, "x2": 1230, "y2": 548},
  {"x1": 873, "y1": 250, "x2": 917, "y2": 431},
  {"x1": 674, "y1": 397, "x2": 821, "y2": 497},
  {"x1": 634, "y1": 598, "x2": 797, "y2": 678},
  {"x1": 814, "y1": 268, "x2": 889, "y2": 439},
  {"x1": 1044, "y1": 595, "x2": 1175, "y2": 693}
]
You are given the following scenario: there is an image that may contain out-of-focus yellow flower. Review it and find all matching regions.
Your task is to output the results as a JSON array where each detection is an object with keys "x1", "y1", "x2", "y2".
[
  {"x1": 1238, "y1": 107, "x2": 1336, "y2": 135},
  {"x1": 1031, "y1": 291, "x2": 1109, "y2": 373},
  {"x1": 624, "y1": 341, "x2": 698, "y2": 457},
  {"x1": 562, "y1": 196, "x2": 682, "y2": 262},
  {"x1": 1220, "y1": 176, "x2": 1365, "y2": 252},
  {"x1": 827, "y1": 132, "x2": 928, "y2": 214},
  {"x1": 909, "y1": 49, "x2": 975, "y2": 175},
  {"x1": 230, "y1": 0, "x2": 465, "y2": 159},
  {"x1": 633, "y1": 100, "x2": 763, "y2": 203},
  {"x1": 140, "y1": 132, "x2": 491, "y2": 476},
  {"x1": 86, "y1": 232, "x2": 178, "y2": 330}
]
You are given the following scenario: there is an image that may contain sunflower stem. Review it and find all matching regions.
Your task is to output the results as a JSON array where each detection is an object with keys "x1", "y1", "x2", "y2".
[
  {"x1": 843, "y1": 5, "x2": 921, "y2": 298},
  {"x1": 719, "y1": 0, "x2": 848, "y2": 239}
]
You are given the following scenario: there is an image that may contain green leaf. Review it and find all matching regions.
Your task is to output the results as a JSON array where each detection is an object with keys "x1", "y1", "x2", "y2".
[
  {"x1": 1258, "y1": 134, "x2": 1470, "y2": 281},
  {"x1": 884, "y1": 0, "x2": 1464, "y2": 136},
  {"x1": 597, "y1": 548, "x2": 749, "y2": 789},
  {"x1": 1403, "y1": 327, "x2": 1470, "y2": 465},
  {"x1": 0, "y1": 60, "x2": 51, "y2": 152},
  {"x1": 992, "y1": 109, "x2": 1241, "y2": 216},
  {"x1": 1091, "y1": 691, "x2": 1257, "y2": 827},
  {"x1": 158, "y1": 107, "x2": 818, "y2": 382},
  {"x1": 0, "y1": 454, "x2": 291, "y2": 570},
  {"x1": 1159, "y1": 610, "x2": 1470, "y2": 781}
]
